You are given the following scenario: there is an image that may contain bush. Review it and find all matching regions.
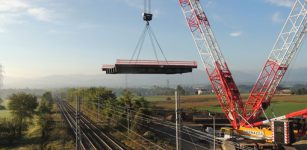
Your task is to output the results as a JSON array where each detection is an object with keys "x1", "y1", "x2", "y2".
[
  {"x1": 0, "y1": 105, "x2": 5, "y2": 110},
  {"x1": 166, "y1": 97, "x2": 171, "y2": 101}
]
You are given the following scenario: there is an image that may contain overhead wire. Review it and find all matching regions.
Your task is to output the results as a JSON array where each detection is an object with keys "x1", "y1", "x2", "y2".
[
  {"x1": 110, "y1": 105, "x2": 255, "y2": 150},
  {"x1": 79, "y1": 103, "x2": 166, "y2": 150},
  {"x1": 108, "y1": 115, "x2": 166, "y2": 150},
  {"x1": 107, "y1": 120, "x2": 149, "y2": 149},
  {"x1": 108, "y1": 109, "x2": 210, "y2": 150},
  {"x1": 90, "y1": 102, "x2": 220, "y2": 141},
  {"x1": 82, "y1": 101, "x2": 254, "y2": 150},
  {"x1": 180, "y1": 117, "x2": 199, "y2": 150},
  {"x1": 85, "y1": 101, "x2": 218, "y2": 145},
  {"x1": 117, "y1": 108, "x2": 254, "y2": 150},
  {"x1": 107, "y1": 106, "x2": 233, "y2": 148}
]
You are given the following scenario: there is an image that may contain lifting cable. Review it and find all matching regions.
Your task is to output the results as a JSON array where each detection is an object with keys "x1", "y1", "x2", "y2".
[
  {"x1": 130, "y1": 0, "x2": 168, "y2": 63},
  {"x1": 261, "y1": 106, "x2": 270, "y2": 122},
  {"x1": 270, "y1": 105, "x2": 277, "y2": 118}
]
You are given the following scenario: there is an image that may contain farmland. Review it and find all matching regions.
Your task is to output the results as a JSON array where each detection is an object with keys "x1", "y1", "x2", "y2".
[{"x1": 147, "y1": 94, "x2": 307, "y2": 117}]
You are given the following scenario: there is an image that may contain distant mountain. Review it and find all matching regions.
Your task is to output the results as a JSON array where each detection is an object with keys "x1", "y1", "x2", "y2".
[{"x1": 3, "y1": 68, "x2": 307, "y2": 89}]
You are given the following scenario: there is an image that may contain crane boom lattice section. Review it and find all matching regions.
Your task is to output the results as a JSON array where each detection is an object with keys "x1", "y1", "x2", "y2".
[
  {"x1": 243, "y1": 0, "x2": 307, "y2": 126},
  {"x1": 179, "y1": 0, "x2": 244, "y2": 129}
]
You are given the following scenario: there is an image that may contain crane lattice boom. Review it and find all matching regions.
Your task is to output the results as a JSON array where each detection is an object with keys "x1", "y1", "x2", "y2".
[
  {"x1": 243, "y1": 0, "x2": 307, "y2": 126},
  {"x1": 179, "y1": 0, "x2": 244, "y2": 129}
]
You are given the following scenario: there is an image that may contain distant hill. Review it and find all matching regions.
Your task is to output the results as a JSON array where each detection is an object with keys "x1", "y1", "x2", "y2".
[{"x1": 2, "y1": 68, "x2": 307, "y2": 89}]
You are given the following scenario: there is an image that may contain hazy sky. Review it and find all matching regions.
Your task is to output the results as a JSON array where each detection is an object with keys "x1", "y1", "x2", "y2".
[{"x1": 0, "y1": 0, "x2": 306, "y2": 78}]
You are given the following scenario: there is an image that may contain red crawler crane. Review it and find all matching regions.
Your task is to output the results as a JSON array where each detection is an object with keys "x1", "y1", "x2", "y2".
[{"x1": 179, "y1": 0, "x2": 307, "y2": 136}]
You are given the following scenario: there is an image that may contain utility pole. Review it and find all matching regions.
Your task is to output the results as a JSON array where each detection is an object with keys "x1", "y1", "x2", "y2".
[
  {"x1": 209, "y1": 112, "x2": 216, "y2": 150},
  {"x1": 175, "y1": 90, "x2": 181, "y2": 150},
  {"x1": 96, "y1": 93, "x2": 101, "y2": 123},
  {"x1": 127, "y1": 105, "x2": 131, "y2": 134},
  {"x1": 0, "y1": 65, "x2": 3, "y2": 89},
  {"x1": 166, "y1": 79, "x2": 170, "y2": 88},
  {"x1": 125, "y1": 75, "x2": 128, "y2": 89},
  {"x1": 76, "y1": 96, "x2": 81, "y2": 150},
  {"x1": 96, "y1": 102, "x2": 99, "y2": 122}
]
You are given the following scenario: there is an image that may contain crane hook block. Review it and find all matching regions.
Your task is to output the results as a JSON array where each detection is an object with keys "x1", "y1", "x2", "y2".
[{"x1": 143, "y1": 13, "x2": 153, "y2": 21}]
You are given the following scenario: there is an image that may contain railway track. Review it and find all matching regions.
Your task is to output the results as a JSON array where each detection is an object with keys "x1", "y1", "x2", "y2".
[{"x1": 57, "y1": 100, "x2": 127, "y2": 150}]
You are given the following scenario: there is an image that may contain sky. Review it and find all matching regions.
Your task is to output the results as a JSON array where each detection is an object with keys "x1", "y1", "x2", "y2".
[{"x1": 0, "y1": 0, "x2": 306, "y2": 80}]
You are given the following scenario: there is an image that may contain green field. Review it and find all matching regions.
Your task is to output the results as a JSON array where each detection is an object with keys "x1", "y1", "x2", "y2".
[
  {"x1": 0, "y1": 110, "x2": 11, "y2": 118},
  {"x1": 0, "y1": 99, "x2": 12, "y2": 118},
  {"x1": 148, "y1": 94, "x2": 307, "y2": 117}
]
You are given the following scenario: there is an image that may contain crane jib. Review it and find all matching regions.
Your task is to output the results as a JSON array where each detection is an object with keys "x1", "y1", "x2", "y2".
[{"x1": 242, "y1": 0, "x2": 306, "y2": 126}]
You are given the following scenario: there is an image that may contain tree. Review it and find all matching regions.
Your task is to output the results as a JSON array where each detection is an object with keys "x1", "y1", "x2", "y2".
[
  {"x1": 119, "y1": 90, "x2": 151, "y2": 133},
  {"x1": 38, "y1": 98, "x2": 50, "y2": 114},
  {"x1": 295, "y1": 88, "x2": 307, "y2": 95},
  {"x1": 40, "y1": 92, "x2": 53, "y2": 113},
  {"x1": 8, "y1": 93, "x2": 38, "y2": 137},
  {"x1": 177, "y1": 85, "x2": 186, "y2": 95},
  {"x1": 42, "y1": 92, "x2": 53, "y2": 110},
  {"x1": 0, "y1": 98, "x2": 4, "y2": 110},
  {"x1": 119, "y1": 90, "x2": 134, "y2": 108},
  {"x1": 38, "y1": 92, "x2": 54, "y2": 139}
]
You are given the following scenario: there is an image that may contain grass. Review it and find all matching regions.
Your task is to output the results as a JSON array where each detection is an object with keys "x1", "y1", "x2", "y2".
[
  {"x1": 0, "y1": 104, "x2": 75, "y2": 150},
  {"x1": 149, "y1": 94, "x2": 307, "y2": 116},
  {"x1": 0, "y1": 110, "x2": 12, "y2": 118},
  {"x1": 25, "y1": 117, "x2": 41, "y2": 138},
  {"x1": 0, "y1": 99, "x2": 12, "y2": 119},
  {"x1": 264, "y1": 102, "x2": 307, "y2": 118},
  {"x1": 0, "y1": 116, "x2": 42, "y2": 150},
  {"x1": 2, "y1": 99, "x2": 10, "y2": 108}
]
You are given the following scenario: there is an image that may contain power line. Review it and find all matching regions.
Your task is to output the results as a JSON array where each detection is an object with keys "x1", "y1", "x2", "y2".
[
  {"x1": 108, "y1": 115, "x2": 166, "y2": 150},
  {"x1": 79, "y1": 101, "x2": 253, "y2": 150},
  {"x1": 108, "y1": 110, "x2": 210, "y2": 150},
  {"x1": 80, "y1": 104, "x2": 165, "y2": 150},
  {"x1": 106, "y1": 108, "x2": 226, "y2": 148},
  {"x1": 85, "y1": 101, "x2": 222, "y2": 144},
  {"x1": 82, "y1": 104, "x2": 211, "y2": 149}
]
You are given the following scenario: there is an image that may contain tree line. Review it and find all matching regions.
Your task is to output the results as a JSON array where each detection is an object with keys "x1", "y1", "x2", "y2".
[
  {"x1": 61, "y1": 87, "x2": 174, "y2": 148},
  {"x1": 64, "y1": 88, "x2": 155, "y2": 140}
]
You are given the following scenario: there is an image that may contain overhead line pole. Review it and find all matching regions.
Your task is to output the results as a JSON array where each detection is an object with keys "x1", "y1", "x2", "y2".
[
  {"x1": 175, "y1": 90, "x2": 182, "y2": 150},
  {"x1": 76, "y1": 96, "x2": 81, "y2": 150}
]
